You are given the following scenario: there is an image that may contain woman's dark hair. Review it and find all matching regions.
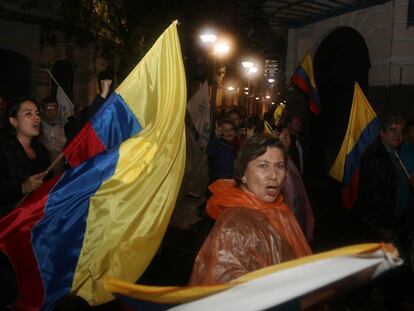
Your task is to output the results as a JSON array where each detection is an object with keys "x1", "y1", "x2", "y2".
[
  {"x1": 234, "y1": 134, "x2": 287, "y2": 186},
  {"x1": 3, "y1": 97, "x2": 38, "y2": 136}
]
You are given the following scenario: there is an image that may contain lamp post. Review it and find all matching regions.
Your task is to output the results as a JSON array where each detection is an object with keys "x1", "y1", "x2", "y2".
[
  {"x1": 199, "y1": 31, "x2": 231, "y2": 122},
  {"x1": 224, "y1": 84, "x2": 239, "y2": 108},
  {"x1": 241, "y1": 60, "x2": 258, "y2": 116}
]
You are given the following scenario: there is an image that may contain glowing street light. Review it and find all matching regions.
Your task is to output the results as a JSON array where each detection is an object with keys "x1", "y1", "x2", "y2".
[
  {"x1": 199, "y1": 29, "x2": 233, "y2": 121},
  {"x1": 213, "y1": 41, "x2": 230, "y2": 56},
  {"x1": 199, "y1": 33, "x2": 217, "y2": 44},
  {"x1": 265, "y1": 95, "x2": 271, "y2": 99},
  {"x1": 241, "y1": 60, "x2": 259, "y2": 116},
  {"x1": 227, "y1": 86, "x2": 235, "y2": 91},
  {"x1": 267, "y1": 78, "x2": 275, "y2": 83},
  {"x1": 249, "y1": 66, "x2": 258, "y2": 74},
  {"x1": 241, "y1": 61, "x2": 254, "y2": 69}
]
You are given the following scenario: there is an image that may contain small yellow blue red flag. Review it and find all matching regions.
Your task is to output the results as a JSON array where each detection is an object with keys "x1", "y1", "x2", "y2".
[
  {"x1": 291, "y1": 51, "x2": 320, "y2": 114},
  {"x1": 329, "y1": 82, "x2": 380, "y2": 209}
]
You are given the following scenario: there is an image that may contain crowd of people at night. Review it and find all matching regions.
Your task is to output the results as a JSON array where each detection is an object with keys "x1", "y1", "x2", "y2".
[{"x1": 0, "y1": 68, "x2": 413, "y2": 310}]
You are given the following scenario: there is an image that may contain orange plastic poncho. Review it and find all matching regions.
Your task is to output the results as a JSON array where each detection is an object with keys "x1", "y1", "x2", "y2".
[{"x1": 189, "y1": 179, "x2": 312, "y2": 285}]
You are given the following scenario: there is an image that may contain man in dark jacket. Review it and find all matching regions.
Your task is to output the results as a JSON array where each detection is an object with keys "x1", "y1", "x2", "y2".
[{"x1": 358, "y1": 115, "x2": 406, "y2": 241}]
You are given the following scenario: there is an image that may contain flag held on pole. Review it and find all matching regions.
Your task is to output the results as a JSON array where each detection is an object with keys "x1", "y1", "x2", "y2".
[
  {"x1": 0, "y1": 20, "x2": 186, "y2": 309},
  {"x1": 46, "y1": 69, "x2": 75, "y2": 124},
  {"x1": 329, "y1": 82, "x2": 381, "y2": 209},
  {"x1": 291, "y1": 51, "x2": 320, "y2": 115}
]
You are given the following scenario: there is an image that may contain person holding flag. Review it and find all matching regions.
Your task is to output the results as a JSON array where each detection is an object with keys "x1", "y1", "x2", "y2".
[
  {"x1": 358, "y1": 115, "x2": 406, "y2": 242},
  {"x1": 0, "y1": 98, "x2": 50, "y2": 306},
  {"x1": 0, "y1": 21, "x2": 186, "y2": 310},
  {"x1": 0, "y1": 97, "x2": 50, "y2": 217},
  {"x1": 357, "y1": 115, "x2": 410, "y2": 311}
]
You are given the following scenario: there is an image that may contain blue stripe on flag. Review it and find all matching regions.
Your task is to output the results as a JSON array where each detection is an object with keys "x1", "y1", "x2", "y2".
[
  {"x1": 91, "y1": 93, "x2": 142, "y2": 150},
  {"x1": 343, "y1": 118, "x2": 381, "y2": 184},
  {"x1": 32, "y1": 148, "x2": 121, "y2": 309}
]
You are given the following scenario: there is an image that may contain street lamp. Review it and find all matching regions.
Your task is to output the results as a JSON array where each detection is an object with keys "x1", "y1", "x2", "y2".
[
  {"x1": 199, "y1": 31, "x2": 232, "y2": 121},
  {"x1": 241, "y1": 61, "x2": 254, "y2": 69},
  {"x1": 213, "y1": 42, "x2": 230, "y2": 56},
  {"x1": 199, "y1": 33, "x2": 217, "y2": 45},
  {"x1": 249, "y1": 66, "x2": 258, "y2": 73},
  {"x1": 241, "y1": 60, "x2": 259, "y2": 116}
]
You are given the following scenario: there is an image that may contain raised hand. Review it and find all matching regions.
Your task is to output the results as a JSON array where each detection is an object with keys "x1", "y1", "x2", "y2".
[{"x1": 100, "y1": 79, "x2": 113, "y2": 99}]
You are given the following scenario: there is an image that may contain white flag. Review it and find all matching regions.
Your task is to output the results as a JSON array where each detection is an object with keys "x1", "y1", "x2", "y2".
[
  {"x1": 46, "y1": 69, "x2": 75, "y2": 124},
  {"x1": 186, "y1": 81, "x2": 211, "y2": 152},
  {"x1": 57, "y1": 85, "x2": 74, "y2": 124}
]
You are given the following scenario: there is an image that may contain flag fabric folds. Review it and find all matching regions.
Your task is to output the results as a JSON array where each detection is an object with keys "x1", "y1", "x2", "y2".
[
  {"x1": 104, "y1": 243, "x2": 401, "y2": 310},
  {"x1": 329, "y1": 82, "x2": 381, "y2": 209},
  {"x1": 291, "y1": 51, "x2": 320, "y2": 114},
  {"x1": 0, "y1": 20, "x2": 186, "y2": 310},
  {"x1": 63, "y1": 92, "x2": 142, "y2": 167}
]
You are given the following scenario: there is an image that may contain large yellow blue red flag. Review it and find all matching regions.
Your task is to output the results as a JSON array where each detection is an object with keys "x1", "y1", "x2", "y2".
[
  {"x1": 329, "y1": 82, "x2": 380, "y2": 209},
  {"x1": 291, "y1": 51, "x2": 320, "y2": 114},
  {"x1": 104, "y1": 243, "x2": 401, "y2": 310},
  {"x1": 0, "y1": 20, "x2": 186, "y2": 310}
]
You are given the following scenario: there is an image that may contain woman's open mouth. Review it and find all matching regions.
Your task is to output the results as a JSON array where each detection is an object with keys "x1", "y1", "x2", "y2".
[{"x1": 266, "y1": 186, "x2": 278, "y2": 196}]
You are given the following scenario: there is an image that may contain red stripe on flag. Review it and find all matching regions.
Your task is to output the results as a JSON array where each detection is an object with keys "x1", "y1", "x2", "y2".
[
  {"x1": 309, "y1": 101, "x2": 321, "y2": 115},
  {"x1": 342, "y1": 170, "x2": 360, "y2": 209},
  {"x1": 64, "y1": 121, "x2": 106, "y2": 167},
  {"x1": 0, "y1": 175, "x2": 61, "y2": 310},
  {"x1": 292, "y1": 74, "x2": 320, "y2": 115},
  {"x1": 292, "y1": 74, "x2": 310, "y2": 94}
]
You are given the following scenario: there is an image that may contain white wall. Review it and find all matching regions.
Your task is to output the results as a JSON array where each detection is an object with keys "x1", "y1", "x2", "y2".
[{"x1": 286, "y1": 0, "x2": 414, "y2": 87}]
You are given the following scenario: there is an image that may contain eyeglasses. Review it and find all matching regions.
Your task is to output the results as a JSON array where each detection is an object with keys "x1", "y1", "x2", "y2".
[{"x1": 44, "y1": 105, "x2": 58, "y2": 110}]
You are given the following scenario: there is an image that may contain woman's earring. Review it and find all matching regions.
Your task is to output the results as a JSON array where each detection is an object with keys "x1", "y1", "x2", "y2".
[{"x1": 242, "y1": 176, "x2": 247, "y2": 184}]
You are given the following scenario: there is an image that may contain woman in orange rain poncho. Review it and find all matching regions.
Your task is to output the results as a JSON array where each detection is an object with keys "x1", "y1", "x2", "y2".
[{"x1": 189, "y1": 135, "x2": 311, "y2": 285}]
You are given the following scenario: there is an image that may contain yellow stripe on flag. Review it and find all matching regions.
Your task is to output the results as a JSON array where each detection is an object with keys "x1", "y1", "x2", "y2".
[
  {"x1": 301, "y1": 51, "x2": 318, "y2": 90},
  {"x1": 329, "y1": 82, "x2": 378, "y2": 182},
  {"x1": 71, "y1": 21, "x2": 187, "y2": 304},
  {"x1": 104, "y1": 243, "x2": 388, "y2": 304}
]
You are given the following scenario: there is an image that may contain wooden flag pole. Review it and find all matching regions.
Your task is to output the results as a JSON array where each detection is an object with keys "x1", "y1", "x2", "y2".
[{"x1": 14, "y1": 152, "x2": 65, "y2": 209}]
